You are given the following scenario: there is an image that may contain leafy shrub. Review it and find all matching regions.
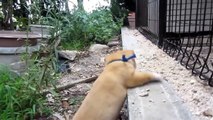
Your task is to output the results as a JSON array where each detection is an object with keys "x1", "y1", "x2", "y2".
[
  {"x1": 42, "y1": 7, "x2": 124, "y2": 50},
  {"x1": 59, "y1": 9, "x2": 90, "y2": 50},
  {"x1": 87, "y1": 8, "x2": 123, "y2": 43},
  {"x1": 0, "y1": 65, "x2": 50, "y2": 120},
  {"x1": 60, "y1": 8, "x2": 123, "y2": 50},
  {"x1": 110, "y1": 0, "x2": 128, "y2": 21}
]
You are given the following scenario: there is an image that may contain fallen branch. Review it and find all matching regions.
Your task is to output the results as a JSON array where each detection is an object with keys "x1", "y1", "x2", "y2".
[{"x1": 41, "y1": 76, "x2": 98, "y2": 95}]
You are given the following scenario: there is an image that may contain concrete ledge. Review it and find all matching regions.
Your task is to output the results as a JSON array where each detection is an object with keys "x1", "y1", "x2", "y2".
[
  {"x1": 121, "y1": 27, "x2": 193, "y2": 120},
  {"x1": 128, "y1": 81, "x2": 193, "y2": 120},
  {"x1": 0, "y1": 45, "x2": 40, "y2": 65},
  {"x1": 0, "y1": 45, "x2": 40, "y2": 54}
]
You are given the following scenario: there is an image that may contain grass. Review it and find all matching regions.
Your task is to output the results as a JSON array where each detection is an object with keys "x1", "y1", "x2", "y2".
[
  {"x1": 61, "y1": 40, "x2": 90, "y2": 50},
  {"x1": 0, "y1": 65, "x2": 51, "y2": 120}
]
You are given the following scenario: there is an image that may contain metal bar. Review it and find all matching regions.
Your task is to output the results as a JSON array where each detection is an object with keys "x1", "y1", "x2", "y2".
[
  {"x1": 163, "y1": 0, "x2": 171, "y2": 52},
  {"x1": 168, "y1": 0, "x2": 171, "y2": 33},
  {"x1": 166, "y1": 0, "x2": 174, "y2": 53},
  {"x1": 209, "y1": 0, "x2": 213, "y2": 87},
  {"x1": 158, "y1": 0, "x2": 167, "y2": 47},
  {"x1": 180, "y1": 0, "x2": 193, "y2": 66},
  {"x1": 191, "y1": 0, "x2": 204, "y2": 74},
  {"x1": 199, "y1": 0, "x2": 213, "y2": 84},
  {"x1": 185, "y1": 0, "x2": 200, "y2": 69},
  {"x1": 175, "y1": 0, "x2": 183, "y2": 60},
  {"x1": 136, "y1": 0, "x2": 139, "y2": 27},
  {"x1": 171, "y1": 0, "x2": 179, "y2": 56},
  {"x1": 192, "y1": 0, "x2": 207, "y2": 75},
  {"x1": 176, "y1": 0, "x2": 188, "y2": 60}
]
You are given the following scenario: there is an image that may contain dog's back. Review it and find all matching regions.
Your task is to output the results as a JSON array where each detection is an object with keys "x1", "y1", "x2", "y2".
[{"x1": 73, "y1": 50, "x2": 160, "y2": 120}]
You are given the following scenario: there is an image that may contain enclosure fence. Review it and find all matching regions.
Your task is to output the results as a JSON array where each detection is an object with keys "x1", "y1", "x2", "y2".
[{"x1": 136, "y1": 0, "x2": 213, "y2": 86}]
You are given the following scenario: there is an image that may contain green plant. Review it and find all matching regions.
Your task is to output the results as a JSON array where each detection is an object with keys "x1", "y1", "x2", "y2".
[
  {"x1": 0, "y1": 35, "x2": 59, "y2": 119},
  {"x1": 59, "y1": 9, "x2": 91, "y2": 50},
  {"x1": 41, "y1": 6, "x2": 124, "y2": 50},
  {"x1": 110, "y1": 0, "x2": 128, "y2": 20},
  {"x1": 0, "y1": 13, "x2": 60, "y2": 119},
  {"x1": 0, "y1": 1, "x2": 71, "y2": 119},
  {"x1": 0, "y1": 65, "x2": 51, "y2": 120},
  {"x1": 87, "y1": 7, "x2": 123, "y2": 43},
  {"x1": 21, "y1": 36, "x2": 60, "y2": 90}
]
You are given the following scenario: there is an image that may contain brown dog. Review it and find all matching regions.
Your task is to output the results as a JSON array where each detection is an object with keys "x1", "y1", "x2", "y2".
[{"x1": 72, "y1": 50, "x2": 160, "y2": 120}]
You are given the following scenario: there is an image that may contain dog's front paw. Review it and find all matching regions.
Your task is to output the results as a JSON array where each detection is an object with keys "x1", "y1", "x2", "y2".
[{"x1": 152, "y1": 72, "x2": 163, "y2": 81}]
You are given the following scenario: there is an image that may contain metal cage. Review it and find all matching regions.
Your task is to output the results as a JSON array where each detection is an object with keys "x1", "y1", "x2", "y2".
[{"x1": 136, "y1": 0, "x2": 213, "y2": 86}]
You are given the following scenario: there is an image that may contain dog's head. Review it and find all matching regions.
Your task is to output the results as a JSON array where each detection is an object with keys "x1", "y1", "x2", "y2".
[{"x1": 105, "y1": 50, "x2": 136, "y2": 67}]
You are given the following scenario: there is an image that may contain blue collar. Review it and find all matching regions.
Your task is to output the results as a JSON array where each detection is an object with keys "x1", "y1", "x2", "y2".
[
  {"x1": 107, "y1": 54, "x2": 136, "y2": 64},
  {"x1": 122, "y1": 54, "x2": 136, "y2": 62}
]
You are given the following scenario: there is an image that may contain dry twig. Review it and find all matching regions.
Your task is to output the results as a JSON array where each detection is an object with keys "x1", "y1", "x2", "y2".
[{"x1": 41, "y1": 76, "x2": 98, "y2": 95}]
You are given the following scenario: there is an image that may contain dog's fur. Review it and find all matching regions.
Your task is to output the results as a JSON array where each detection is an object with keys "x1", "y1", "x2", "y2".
[{"x1": 72, "y1": 50, "x2": 160, "y2": 120}]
